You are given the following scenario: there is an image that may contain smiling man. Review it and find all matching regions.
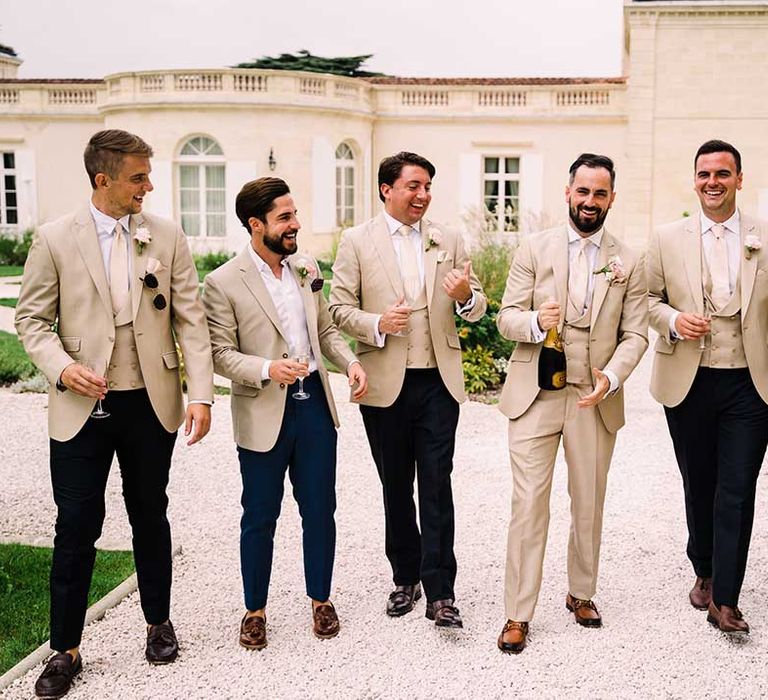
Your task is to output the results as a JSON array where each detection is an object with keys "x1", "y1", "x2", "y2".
[
  {"x1": 647, "y1": 140, "x2": 768, "y2": 636},
  {"x1": 329, "y1": 152, "x2": 486, "y2": 630},
  {"x1": 15, "y1": 129, "x2": 213, "y2": 698},
  {"x1": 495, "y1": 153, "x2": 647, "y2": 654}
]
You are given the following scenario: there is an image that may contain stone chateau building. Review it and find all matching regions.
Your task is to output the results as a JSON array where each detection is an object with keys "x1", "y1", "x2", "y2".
[{"x1": 1, "y1": 1, "x2": 767, "y2": 256}]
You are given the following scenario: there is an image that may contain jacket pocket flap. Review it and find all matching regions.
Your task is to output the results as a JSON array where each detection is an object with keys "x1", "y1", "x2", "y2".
[
  {"x1": 511, "y1": 344, "x2": 533, "y2": 362},
  {"x1": 653, "y1": 336, "x2": 675, "y2": 355},
  {"x1": 60, "y1": 336, "x2": 81, "y2": 353},
  {"x1": 162, "y1": 351, "x2": 179, "y2": 369},
  {"x1": 446, "y1": 334, "x2": 461, "y2": 349},
  {"x1": 355, "y1": 341, "x2": 376, "y2": 355},
  {"x1": 232, "y1": 382, "x2": 259, "y2": 397}
]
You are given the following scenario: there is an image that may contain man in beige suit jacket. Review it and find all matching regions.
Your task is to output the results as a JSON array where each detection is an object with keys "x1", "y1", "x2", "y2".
[
  {"x1": 204, "y1": 177, "x2": 366, "y2": 650},
  {"x1": 15, "y1": 130, "x2": 213, "y2": 698},
  {"x1": 496, "y1": 154, "x2": 648, "y2": 654},
  {"x1": 647, "y1": 140, "x2": 768, "y2": 636},
  {"x1": 330, "y1": 151, "x2": 487, "y2": 630}
]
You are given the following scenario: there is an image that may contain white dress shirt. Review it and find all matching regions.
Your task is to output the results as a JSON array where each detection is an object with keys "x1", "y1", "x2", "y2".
[
  {"x1": 669, "y1": 210, "x2": 740, "y2": 339},
  {"x1": 372, "y1": 211, "x2": 476, "y2": 346},
  {"x1": 89, "y1": 201, "x2": 132, "y2": 288},
  {"x1": 530, "y1": 225, "x2": 618, "y2": 393}
]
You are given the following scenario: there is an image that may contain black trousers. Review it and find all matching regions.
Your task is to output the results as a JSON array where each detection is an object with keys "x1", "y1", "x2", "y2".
[
  {"x1": 665, "y1": 368, "x2": 768, "y2": 607},
  {"x1": 361, "y1": 368, "x2": 460, "y2": 603},
  {"x1": 49, "y1": 389, "x2": 177, "y2": 651}
]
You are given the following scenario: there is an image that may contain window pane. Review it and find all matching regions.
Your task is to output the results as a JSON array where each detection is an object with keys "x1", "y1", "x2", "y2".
[
  {"x1": 335, "y1": 143, "x2": 353, "y2": 159},
  {"x1": 484, "y1": 180, "x2": 498, "y2": 197},
  {"x1": 6, "y1": 192, "x2": 16, "y2": 208},
  {"x1": 206, "y1": 165, "x2": 225, "y2": 188},
  {"x1": 7, "y1": 209, "x2": 17, "y2": 224},
  {"x1": 206, "y1": 189, "x2": 225, "y2": 213},
  {"x1": 504, "y1": 181, "x2": 519, "y2": 197},
  {"x1": 203, "y1": 138, "x2": 223, "y2": 156},
  {"x1": 181, "y1": 213, "x2": 199, "y2": 236},
  {"x1": 3, "y1": 153, "x2": 14, "y2": 169},
  {"x1": 206, "y1": 214, "x2": 226, "y2": 236},
  {"x1": 345, "y1": 185, "x2": 354, "y2": 208},
  {"x1": 180, "y1": 190, "x2": 199, "y2": 212},
  {"x1": 484, "y1": 157, "x2": 499, "y2": 174},
  {"x1": 4, "y1": 175, "x2": 15, "y2": 191},
  {"x1": 505, "y1": 158, "x2": 520, "y2": 174},
  {"x1": 179, "y1": 165, "x2": 199, "y2": 188}
]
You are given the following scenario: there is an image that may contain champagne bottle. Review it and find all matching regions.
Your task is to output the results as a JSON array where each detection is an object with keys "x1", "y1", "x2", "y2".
[{"x1": 538, "y1": 327, "x2": 566, "y2": 390}]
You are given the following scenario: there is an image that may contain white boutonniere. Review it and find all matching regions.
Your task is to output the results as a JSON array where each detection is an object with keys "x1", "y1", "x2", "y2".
[
  {"x1": 594, "y1": 255, "x2": 627, "y2": 285},
  {"x1": 744, "y1": 235, "x2": 762, "y2": 260},
  {"x1": 134, "y1": 226, "x2": 151, "y2": 254},
  {"x1": 295, "y1": 262, "x2": 317, "y2": 287},
  {"x1": 145, "y1": 256, "x2": 166, "y2": 275},
  {"x1": 426, "y1": 227, "x2": 442, "y2": 250}
]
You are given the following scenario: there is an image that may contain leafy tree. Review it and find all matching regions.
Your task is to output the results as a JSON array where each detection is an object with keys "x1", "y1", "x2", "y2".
[{"x1": 235, "y1": 50, "x2": 384, "y2": 77}]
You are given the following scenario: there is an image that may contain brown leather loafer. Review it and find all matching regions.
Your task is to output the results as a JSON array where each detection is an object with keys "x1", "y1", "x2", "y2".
[
  {"x1": 498, "y1": 620, "x2": 529, "y2": 654},
  {"x1": 386, "y1": 583, "x2": 422, "y2": 617},
  {"x1": 565, "y1": 593, "x2": 602, "y2": 628},
  {"x1": 707, "y1": 602, "x2": 749, "y2": 635},
  {"x1": 312, "y1": 601, "x2": 340, "y2": 640},
  {"x1": 146, "y1": 620, "x2": 178, "y2": 664},
  {"x1": 689, "y1": 576, "x2": 712, "y2": 610},
  {"x1": 425, "y1": 599, "x2": 463, "y2": 628},
  {"x1": 35, "y1": 652, "x2": 82, "y2": 699},
  {"x1": 239, "y1": 613, "x2": 267, "y2": 650}
]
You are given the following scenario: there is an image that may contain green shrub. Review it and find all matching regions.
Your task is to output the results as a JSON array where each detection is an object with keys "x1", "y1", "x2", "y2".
[
  {"x1": 194, "y1": 251, "x2": 234, "y2": 281},
  {"x1": 0, "y1": 229, "x2": 33, "y2": 266},
  {"x1": 0, "y1": 330, "x2": 38, "y2": 385},
  {"x1": 462, "y1": 345, "x2": 501, "y2": 394}
]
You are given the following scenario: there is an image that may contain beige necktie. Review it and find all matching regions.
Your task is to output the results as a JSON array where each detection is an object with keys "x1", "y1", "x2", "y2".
[
  {"x1": 709, "y1": 223, "x2": 730, "y2": 310},
  {"x1": 109, "y1": 222, "x2": 129, "y2": 314},
  {"x1": 397, "y1": 225, "x2": 420, "y2": 302},
  {"x1": 568, "y1": 238, "x2": 591, "y2": 314}
]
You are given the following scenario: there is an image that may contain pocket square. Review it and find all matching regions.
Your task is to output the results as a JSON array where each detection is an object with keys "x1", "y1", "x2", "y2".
[
  {"x1": 310, "y1": 277, "x2": 324, "y2": 293},
  {"x1": 437, "y1": 250, "x2": 451, "y2": 263},
  {"x1": 145, "y1": 257, "x2": 166, "y2": 275}
]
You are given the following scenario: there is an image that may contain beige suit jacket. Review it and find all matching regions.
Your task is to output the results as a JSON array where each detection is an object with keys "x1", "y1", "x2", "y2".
[
  {"x1": 328, "y1": 213, "x2": 487, "y2": 407},
  {"x1": 15, "y1": 202, "x2": 214, "y2": 442},
  {"x1": 203, "y1": 247, "x2": 356, "y2": 453},
  {"x1": 647, "y1": 212, "x2": 768, "y2": 407},
  {"x1": 497, "y1": 226, "x2": 648, "y2": 434}
]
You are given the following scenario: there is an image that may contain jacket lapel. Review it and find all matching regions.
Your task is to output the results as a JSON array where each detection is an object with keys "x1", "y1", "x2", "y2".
[
  {"x1": 371, "y1": 213, "x2": 405, "y2": 299},
  {"x1": 238, "y1": 247, "x2": 287, "y2": 340},
  {"x1": 682, "y1": 217, "x2": 704, "y2": 314},
  {"x1": 740, "y1": 212, "x2": 758, "y2": 317},
  {"x1": 73, "y1": 203, "x2": 112, "y2": 318},
  {"x1": 287, "y1": 257, "x2": 320, "y2": 357},
  {"x1": 590, "y1": 232, "x2": 614, "y2": 327},
  {"x1": 422, "y1": 218, "x2": 438, "y2": 306},
  {"x1": 551, "y1": 227, "x2": 568, "y2": 333}
]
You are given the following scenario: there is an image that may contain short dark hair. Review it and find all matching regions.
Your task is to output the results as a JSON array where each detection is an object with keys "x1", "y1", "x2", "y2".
[
  {"x1": 568, "y1": 153, "x2": 616, "y2": 189},
  {"x1": 377, "y1": 151, "x2": 436, "y2": 202},
  {"x1": 83, "y1": 129, "x2": 153, "y2": 188},
  {"x1": 694, "y1": 139, "x2": 742, "y2": 174},
  {"x1": 236, "y1": 177, "x2": 290, "y2": 231}
]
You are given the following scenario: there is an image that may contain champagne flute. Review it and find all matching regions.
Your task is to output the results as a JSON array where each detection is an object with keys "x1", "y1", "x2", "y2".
[
  {"x1": 88, "y1": 360, "x2": 110, "y2": 419},
  {"x1": 699, "y1": 299, "x2": 712, "y2": 351},
  {"x1": 292, "y1": 346, "x2": 310, "y2": 400}
]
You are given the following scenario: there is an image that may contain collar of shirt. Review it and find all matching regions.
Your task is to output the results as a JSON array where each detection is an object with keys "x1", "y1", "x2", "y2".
[
  {"x1": 566, "y1": 223, "x2": 603, "y2": 248},
  {"x1": 247, "y1": 243, "x2": 289, "y2": 277},
  {"x1": 384, "y1": 210, "x2": 421, "y2": 236},
  {"x1": 700, "y1": 209, "x2": 740, "y2": 236},
  {"x1": 89, "y1": 200, "x2": 131, "y2": 238}
]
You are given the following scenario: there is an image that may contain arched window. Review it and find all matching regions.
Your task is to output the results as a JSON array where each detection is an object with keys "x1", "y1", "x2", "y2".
[
  {"x1": 177, "y1": 136, "x2": 226, "y2": 237},
  {"x1": 335, "y1": 143, "x2": 355, "y2": 228}
]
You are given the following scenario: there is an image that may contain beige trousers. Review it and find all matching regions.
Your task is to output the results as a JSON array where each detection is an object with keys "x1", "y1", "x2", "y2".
[{"x1": 504, "y1": 385, "x2": 616, "y2": 621}]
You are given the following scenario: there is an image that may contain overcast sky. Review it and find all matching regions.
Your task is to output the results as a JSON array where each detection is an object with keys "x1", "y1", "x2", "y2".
[{"x1": 3, "y1": 0, "x2": 626, "y2": 79}]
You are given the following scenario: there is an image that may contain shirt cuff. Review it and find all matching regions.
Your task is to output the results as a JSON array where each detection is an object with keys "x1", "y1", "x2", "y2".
[
  {"x1": 669, "y1": 312, "x2": 681, "y2": 342},
  {"x1": 261, "y1": 360, "x2": 272, "y2": 382},
  {"x1": 346, "y1": 359, "x2": 361, "y2": 373},
  {"x1": 373, "y1": 315, "x2": 386, "y2": 347},
  {"x1": 455, "y1": 291, "x2": 476, "y2": 314},
  {"x1": 530, "y1": 312, "x2": 546, "y2": 343},
  {"x1": 188, "y1": 399, "x2": 213, "y2": 406},
  {"x1": 603, "y1": 369, "x2": 619, "y2": 395}
]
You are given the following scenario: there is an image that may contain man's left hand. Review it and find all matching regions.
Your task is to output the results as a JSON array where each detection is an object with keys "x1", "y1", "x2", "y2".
[
  {"x1": 442, "y1": 261, "x2": 473, "y2": 304},
  {"x1": 348, "y1": 362, "x2": 368, "y2": 400},
  {"x1": 184, "y1": 403, "x2": 211, "y2": 445},
  {"x1": 577, "y1": 368, "x2": 610, "y2": 408}
]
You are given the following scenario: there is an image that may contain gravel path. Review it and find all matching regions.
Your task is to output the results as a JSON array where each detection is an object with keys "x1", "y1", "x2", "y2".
[{"x1": 1, "y1": 350, "x2": 768, "y2": 699}]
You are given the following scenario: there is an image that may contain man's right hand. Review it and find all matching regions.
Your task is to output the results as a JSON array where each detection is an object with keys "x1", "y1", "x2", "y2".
[
  {"x1": 60, "y1": 363, "x2": 107, "y2": 399},
  {"x1": 268, "y1": 359, "x2": 309, "y2": 384},
  {"x1": 537, "y1": 301, "x2": 561, "y2": 331},
  {"x1": 674, "y1": 312, "x2": 710, "y2": 340},
  {"x1": 378, "y1": 297, "x2": 411, "y2": 335}
]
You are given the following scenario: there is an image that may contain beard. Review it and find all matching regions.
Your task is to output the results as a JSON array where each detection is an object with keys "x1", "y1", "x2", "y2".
[
  {"x1": 569, "y1": 203, "x2": 608, "y2": 235},
  {"x1": 263, "y1": 228, "x2": 298, "y2": 256}
]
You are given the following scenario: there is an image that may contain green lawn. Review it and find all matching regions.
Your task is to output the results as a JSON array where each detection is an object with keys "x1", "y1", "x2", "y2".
[
  {"x1": 0, "y1": 297, "x2": 17, "y2": 308},
  {"x1": 0, "y1": 543, "x2": 135, "y2": 675},
  {"x1": 0, "y1": 330, "x2": 36, "y2": 384},
  {"x1": 0, "y1": 266, "x2": 23, "y2": 277}
]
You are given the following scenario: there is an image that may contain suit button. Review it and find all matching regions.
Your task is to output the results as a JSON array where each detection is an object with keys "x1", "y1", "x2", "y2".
[
  {"x1": 407, "y1": 360, "x2": 412, "y2": 366},
  {"x1": 712, "y1": 330, "x2": 718, "y2": 335},
  {"x1": 108, "y1": 336, "x2": 115, "y2": 342},
  {"x1": 130, "y1": 381, "x2": 136, "y2": 387},
  {"x1": 130, "y1": 346, "x2": 136, "y2": 351},
  {"x1": 109, "y1": 364, "x2": 116, "y2": 370},
  {"x1": 279, "y1": 383, "x2": 285, "y2": 389},
  {"x1": 282, "y1": 353, "x2": 288, "y2": 359},
  {"x1": 712, "y1": 345, "x2": 718, "y2": 350},
  {"x1": 131, "y1": 363, "x2": 137, "y2": 369},
  {"x1": 109, "y1": 381, "x2": 116, "y2": 388},
  {"x1": 732, "y1": 332, "x2": 737, "y2": 338}
]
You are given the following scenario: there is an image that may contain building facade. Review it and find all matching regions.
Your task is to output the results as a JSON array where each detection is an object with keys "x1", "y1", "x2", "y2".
[{"x1": 1, "y1": 1, "x2": 767, "y2": 256}]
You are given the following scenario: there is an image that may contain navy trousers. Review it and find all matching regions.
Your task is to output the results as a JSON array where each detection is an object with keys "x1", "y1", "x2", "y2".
[
  {"x1": 665, "y1": 367, "x2": 768, "y2": 607},
  {"x1": 360, "y1": 368, "x2": 460, "y2": 603},
  {"x1": 238, "y1": 372, "x2": 337, "y2": 611},
  {"x1": 49, "y1": 389, "x2": 177, "y2": 651}
]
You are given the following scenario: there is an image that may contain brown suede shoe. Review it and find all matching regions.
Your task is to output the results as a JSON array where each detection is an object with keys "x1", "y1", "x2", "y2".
[
  {"x1": 425, "y1": 599, "x2": 463, "y2": 628},
  {"x1": 498, "y1": 620, "x2": 529, "y2": 655},
  {"x1": 34, "y1": 652, "x2": 82, "y2": 699},
  {"x1": 239, "y1": 613, "x2": 267, "y2": 650},
  {"x1": 689, "y1": 576, "x2": 712, "y2": 610},
  {"x1": 312, "y1": 602, "x2": 340, "y2": 640},
  {"x1": 565, "y1": 593, "x2": 602, "y2": 628},
  {"x1": 707, "y1": 602, "x2": 749, "y2": 636}
]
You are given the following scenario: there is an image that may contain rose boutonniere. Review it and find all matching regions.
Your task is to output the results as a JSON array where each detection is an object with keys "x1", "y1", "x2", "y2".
[
  {"x1": 295, "y1": 263, "x2": 317, "y2": 287},
  {"x1": 744, "y1": 235, "x2": 762, "y2": 260},
  {"x1": 134, "y1": 227, "x2": 151, "y2": 254},
  {"x1": 594, "y1": 255, "x2": 627, "y2": 285},
  {"x1": 426, "y1": 227, "x2": 442, "y2": 250}
]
